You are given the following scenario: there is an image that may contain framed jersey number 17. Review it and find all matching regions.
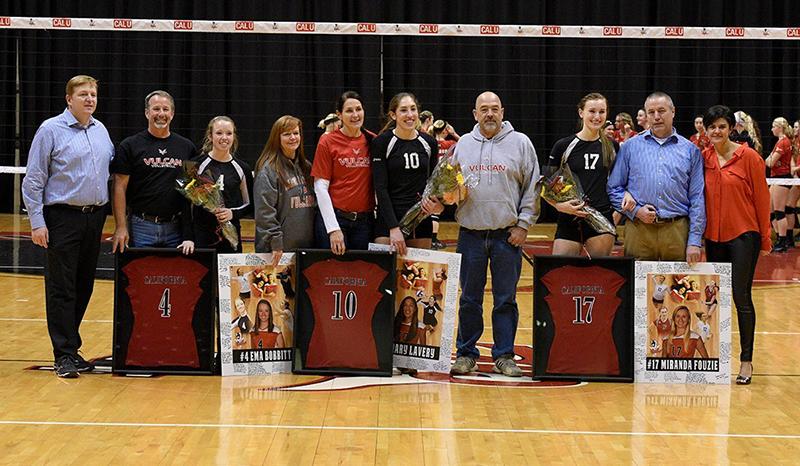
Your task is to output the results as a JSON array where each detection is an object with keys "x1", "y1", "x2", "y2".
[{"x1": 572, "y1": 296, "x2": 595, "y2": 324}]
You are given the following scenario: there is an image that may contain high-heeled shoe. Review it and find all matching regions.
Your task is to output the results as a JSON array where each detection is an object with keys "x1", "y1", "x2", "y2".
[{"x1": 736, "y1": 365, "x2": 753, "y2": 385}]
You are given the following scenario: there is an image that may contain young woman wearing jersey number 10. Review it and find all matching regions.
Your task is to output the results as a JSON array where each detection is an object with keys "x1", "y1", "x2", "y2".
[
  {"x1": 371, "y1": 92, "x2": 443, "y2": 256},
  {"x1": 545, "y1": 92, "x2": 618, "y2": 257}
]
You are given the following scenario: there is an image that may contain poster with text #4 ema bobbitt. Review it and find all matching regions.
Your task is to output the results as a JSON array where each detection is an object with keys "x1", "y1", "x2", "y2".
[
  {"x1": 634, "y1": 261, "x2": 732, "y2": 384},
  {"x1": 369, "y1": 244, "x2": 460, "y2": 374},
  {"x1": 217, "y1": 253, "x2": 296, "y2": 376}
]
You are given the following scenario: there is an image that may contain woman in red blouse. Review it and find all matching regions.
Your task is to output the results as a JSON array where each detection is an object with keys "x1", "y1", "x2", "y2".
[
  {"x1": 702, "y1": 105, "x2": 771, "y2": 385},
  {"x1": 766, "y1": 117, "x2": 794, "y2": 252}
]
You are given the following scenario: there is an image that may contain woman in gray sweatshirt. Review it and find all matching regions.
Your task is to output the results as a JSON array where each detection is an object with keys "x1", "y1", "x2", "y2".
[{"x1": 254, "y1": 115, "x2": 316, "y2": 266}]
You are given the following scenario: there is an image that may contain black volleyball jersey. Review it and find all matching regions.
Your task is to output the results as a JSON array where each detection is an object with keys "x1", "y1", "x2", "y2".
[
  {"x1": 548, "y1": 136, "x2": 618, "y2": 212},
  {"x1": 192, "y1": 154, "x2": 254, "y2": 228},
  {"x1": 371, "y1": 130, "x2": 438, "y2": 227}
]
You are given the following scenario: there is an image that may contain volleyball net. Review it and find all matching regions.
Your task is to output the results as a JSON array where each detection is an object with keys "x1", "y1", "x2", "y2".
[{"x1": 2, "y1": 17, "x2": 800, "y2": 214}]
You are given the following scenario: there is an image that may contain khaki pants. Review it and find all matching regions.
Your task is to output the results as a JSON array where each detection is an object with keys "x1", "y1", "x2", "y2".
[{"x1": 624, "y1": 218, "x2": 688, "y2": 261}]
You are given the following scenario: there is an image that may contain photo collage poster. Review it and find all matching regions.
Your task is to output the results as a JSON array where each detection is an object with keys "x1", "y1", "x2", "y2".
[
  {"x1": 369, "y1": 244, "x2": 461, "y2": 373},
  {"x1": 217, "y1": 253, "x2": 296, "y2": 376},
  {"x1": 634, "y1": 261, "x2": 732, "y2": 384}
]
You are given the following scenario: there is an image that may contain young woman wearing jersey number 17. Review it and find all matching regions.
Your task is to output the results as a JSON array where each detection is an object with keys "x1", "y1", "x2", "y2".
[
  {"x1": 371, "y1": 92, "x2": 443, "y2": 256},
  {"x1": 546, "y1": 92, "x2": 618, "y2": 256},
  {"x1": 312, "y1": 91, "x2": 376, "y2": 255}
]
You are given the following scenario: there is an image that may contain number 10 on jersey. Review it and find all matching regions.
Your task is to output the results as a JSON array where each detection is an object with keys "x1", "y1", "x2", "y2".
[{"x1": 331, "y1": 290, "x2": 358, "y2": 320}]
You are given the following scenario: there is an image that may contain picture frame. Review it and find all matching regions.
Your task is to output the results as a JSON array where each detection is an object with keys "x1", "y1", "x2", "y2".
[{"x1": 533, "y1": 255, "x2": 635, "y2": 382}]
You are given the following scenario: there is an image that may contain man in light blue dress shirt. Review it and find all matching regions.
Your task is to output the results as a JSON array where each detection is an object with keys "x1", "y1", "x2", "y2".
[
  {"x1": 22, "y1": 75, "x2": 115, "y2": 378},
  {"x1": 607, "y1": 91, "x2": 706, "y2": 264}
]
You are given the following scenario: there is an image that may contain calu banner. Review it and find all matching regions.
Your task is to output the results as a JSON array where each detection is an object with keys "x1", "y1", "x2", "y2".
[{"x1": 634, "y1": 261, "x2": 732, "y2": 384}]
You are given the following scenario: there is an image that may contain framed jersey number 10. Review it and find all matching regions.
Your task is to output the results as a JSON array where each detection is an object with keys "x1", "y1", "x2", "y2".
[{"x1": 331, "y1": 290, "x2": 358, "y2": 320}]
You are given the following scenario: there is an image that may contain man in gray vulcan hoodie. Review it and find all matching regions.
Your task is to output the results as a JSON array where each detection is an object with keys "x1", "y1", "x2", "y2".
[{"x1": 450, "y1": 91, "x2": 540, "y2": 377}]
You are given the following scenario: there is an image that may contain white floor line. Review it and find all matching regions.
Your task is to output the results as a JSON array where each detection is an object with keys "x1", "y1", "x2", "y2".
[{"x1": 0, "y1": 419, "x2": 798, "y2": 440}]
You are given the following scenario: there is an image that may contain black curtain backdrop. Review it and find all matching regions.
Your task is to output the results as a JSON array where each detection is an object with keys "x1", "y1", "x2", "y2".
[{"x1": 2, "y1": 1, "x2": 800, "y2": 214}]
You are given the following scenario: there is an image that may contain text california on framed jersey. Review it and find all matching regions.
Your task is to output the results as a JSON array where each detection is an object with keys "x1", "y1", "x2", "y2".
[
  {"x1": 294, "y1": 249, "x2": 396, "y2": 376},
  {"x1": 113, "y1": 248, "x2": 217, "y2": 375},
  {"x1": 533, "y1": 256, "x2": 635, "y2": 382},
  {"x1": 369, "y1": 244, "x2": 460, "y2": 373},
  {"x1": 217, "y1": 253, "x2": 296, "y2": 376},
  {"x1": 634, "y1": 261, "x2": 732, "y2": 384}
]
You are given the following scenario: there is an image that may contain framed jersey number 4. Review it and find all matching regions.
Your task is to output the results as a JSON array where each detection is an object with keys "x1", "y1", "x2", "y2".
[
  {"x1": 533, "y1": 255, "x2": 635, "y2": 382},
  {"x1": 113, "y1": 247, "x2": 218, "y2": 375},
  {"x1": 293, "y1": 249, "x2": 396, "y2": 376}
]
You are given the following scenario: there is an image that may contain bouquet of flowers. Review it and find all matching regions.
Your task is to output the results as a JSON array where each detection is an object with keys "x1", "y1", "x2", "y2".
[
  {"x1": 175, "y1": 161, "x2": 239, "y2": 249},
  {"x1": 536, "y1": 163, "x2": 616, "y2": 235},
  {"x1": 398, "y1": 157, "x2": 477, "y2": 236}
]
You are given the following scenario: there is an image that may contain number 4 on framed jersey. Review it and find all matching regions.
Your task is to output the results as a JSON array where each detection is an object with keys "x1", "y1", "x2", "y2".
[
  {"x1": 293, "y1": 249, "x2": 396, "y2": 376},
  {"x1": 533, "y1": 256, "x2": 635, "y2": 382},
  {"x1": 113, "y1": 248, "x2": 217, "y2": 375}
]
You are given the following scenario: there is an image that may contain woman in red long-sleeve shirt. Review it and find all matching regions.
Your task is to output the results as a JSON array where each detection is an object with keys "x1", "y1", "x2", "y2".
[{"x1": 702, "y1": 105, "x2": 771, "y2": 385}]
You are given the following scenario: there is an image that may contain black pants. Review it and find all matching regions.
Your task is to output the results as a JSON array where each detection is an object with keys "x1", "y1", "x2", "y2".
[
  {"x1": 43, "y1": 205, "x2": 106, "y2": 359},
  {"x1": 705, "y1": 231, "x2": 761, "y2": 362}
]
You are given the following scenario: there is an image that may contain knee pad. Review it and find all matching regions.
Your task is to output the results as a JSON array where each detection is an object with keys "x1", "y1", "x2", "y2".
[
  {"x1": 773, "y1": 211, "x2": 786, "y2": 221},
  {"x1": 785, "y1": 206, "x2": 796, "y2": 216},
  {"x1": 771, "y1": 212, "x2": 777, "y2": 222}
]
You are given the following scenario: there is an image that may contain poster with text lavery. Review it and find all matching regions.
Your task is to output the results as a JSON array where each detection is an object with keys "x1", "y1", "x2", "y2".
[
  {"x1": 634, "y1": 262, "x2": 732, "y2": 384},
  {"x1": 369, "y1": 244, "x2": 460, "y2": 373},
  {"x1": 217, "y1": 253, "x2": 296, "y2": 376}
]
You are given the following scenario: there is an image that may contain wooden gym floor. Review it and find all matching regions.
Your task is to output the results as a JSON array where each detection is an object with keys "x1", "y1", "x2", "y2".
[{"x1": 0, "y1": 213, "x2": 799, "y2": 465}]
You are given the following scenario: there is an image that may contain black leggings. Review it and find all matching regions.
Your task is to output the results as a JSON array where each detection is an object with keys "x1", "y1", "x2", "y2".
[{"x1": 705, "y1": 231, "x2": 761, "y2": 362}]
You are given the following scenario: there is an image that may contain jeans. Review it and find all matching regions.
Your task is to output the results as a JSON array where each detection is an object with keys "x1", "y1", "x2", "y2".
[
  {"x1": 314, "y1": 212, "x2": 374, "y2": 251},
  {"x1": 129, "y1": 214, "x2": 181, "y2": 248},
  {"x1": 705, "y1": 231, "x2": 761, "y2": 362},
  {"x1": 456, "y1": 227, "x2": 522, "y2": 360}
]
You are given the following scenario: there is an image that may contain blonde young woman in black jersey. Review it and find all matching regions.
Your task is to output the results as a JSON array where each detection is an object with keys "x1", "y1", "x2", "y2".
[{"x1": 546, "y1": 93, "x2": 618, "y2": 256}]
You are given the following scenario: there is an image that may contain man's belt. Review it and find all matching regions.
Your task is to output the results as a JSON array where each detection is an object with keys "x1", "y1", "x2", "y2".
[
  {"x1": 135, "y1": 212, "x2": 181, "y2": 224},
  {"x1": 52, "y1": 204, "x2": 104, "y2": 213},
  {"x1": 653, "y1": 215, "x2": 688, "y2": 224}
]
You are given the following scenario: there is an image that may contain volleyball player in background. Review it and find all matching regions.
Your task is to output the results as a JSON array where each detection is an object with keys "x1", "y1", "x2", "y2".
[
  {"x1": 317, "y1": 113, "x2": 340, "y2": 134},
  {"x1": 732, "y1": 110, "x2": 762, "y2": 155},
  {"x1": 766, "y1": 117, "x2": 794, "y2": 252},
  {"x1": 312, "y1": 91, "x2": 375, "y2": 254},
  {"x1": 785, "y1": 120, "x2": 800, "y2": 246},
  {"x1": 546, "y1": 93, "x2": 618, "y2": 257},
  {"x1": 254, "y1": 115, "x2": 316, "y2": 266},
  {"x1": 689, "y1": 115, "x2": 710, "y2": 152},
  {"x1": 371, "y1": 92, "x2": 442, "y2": 256},
  {"x1": 702, "y1": 105, "x2": 771, "y2": 384},
  {"x1": 419, "y1": 110, "x2": 434, "y2": 135},
  {"x1": 430, "y1": 119, "x2": 460, "y2": 249},
  {"x1": 603, "y1": 120, "x2": 615, "y2": 139},
  {"x1": 636, "y1": 108, "x2": 649, "y2": 131},
  {"x1": 613, "y1": 112, "x2": 637, "y2": 144},
  {"x1": 191, "y1": 116, "x2": 253, "y2": 253}
]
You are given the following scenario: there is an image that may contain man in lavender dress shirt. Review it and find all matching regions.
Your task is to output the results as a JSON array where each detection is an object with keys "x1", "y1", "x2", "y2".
[
  {"x1": 22, "y1": 75, "x2": 114, "y2": 378},
  {"x1": 607, "y1": 91, "x2": 706, "y2": 264}
]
